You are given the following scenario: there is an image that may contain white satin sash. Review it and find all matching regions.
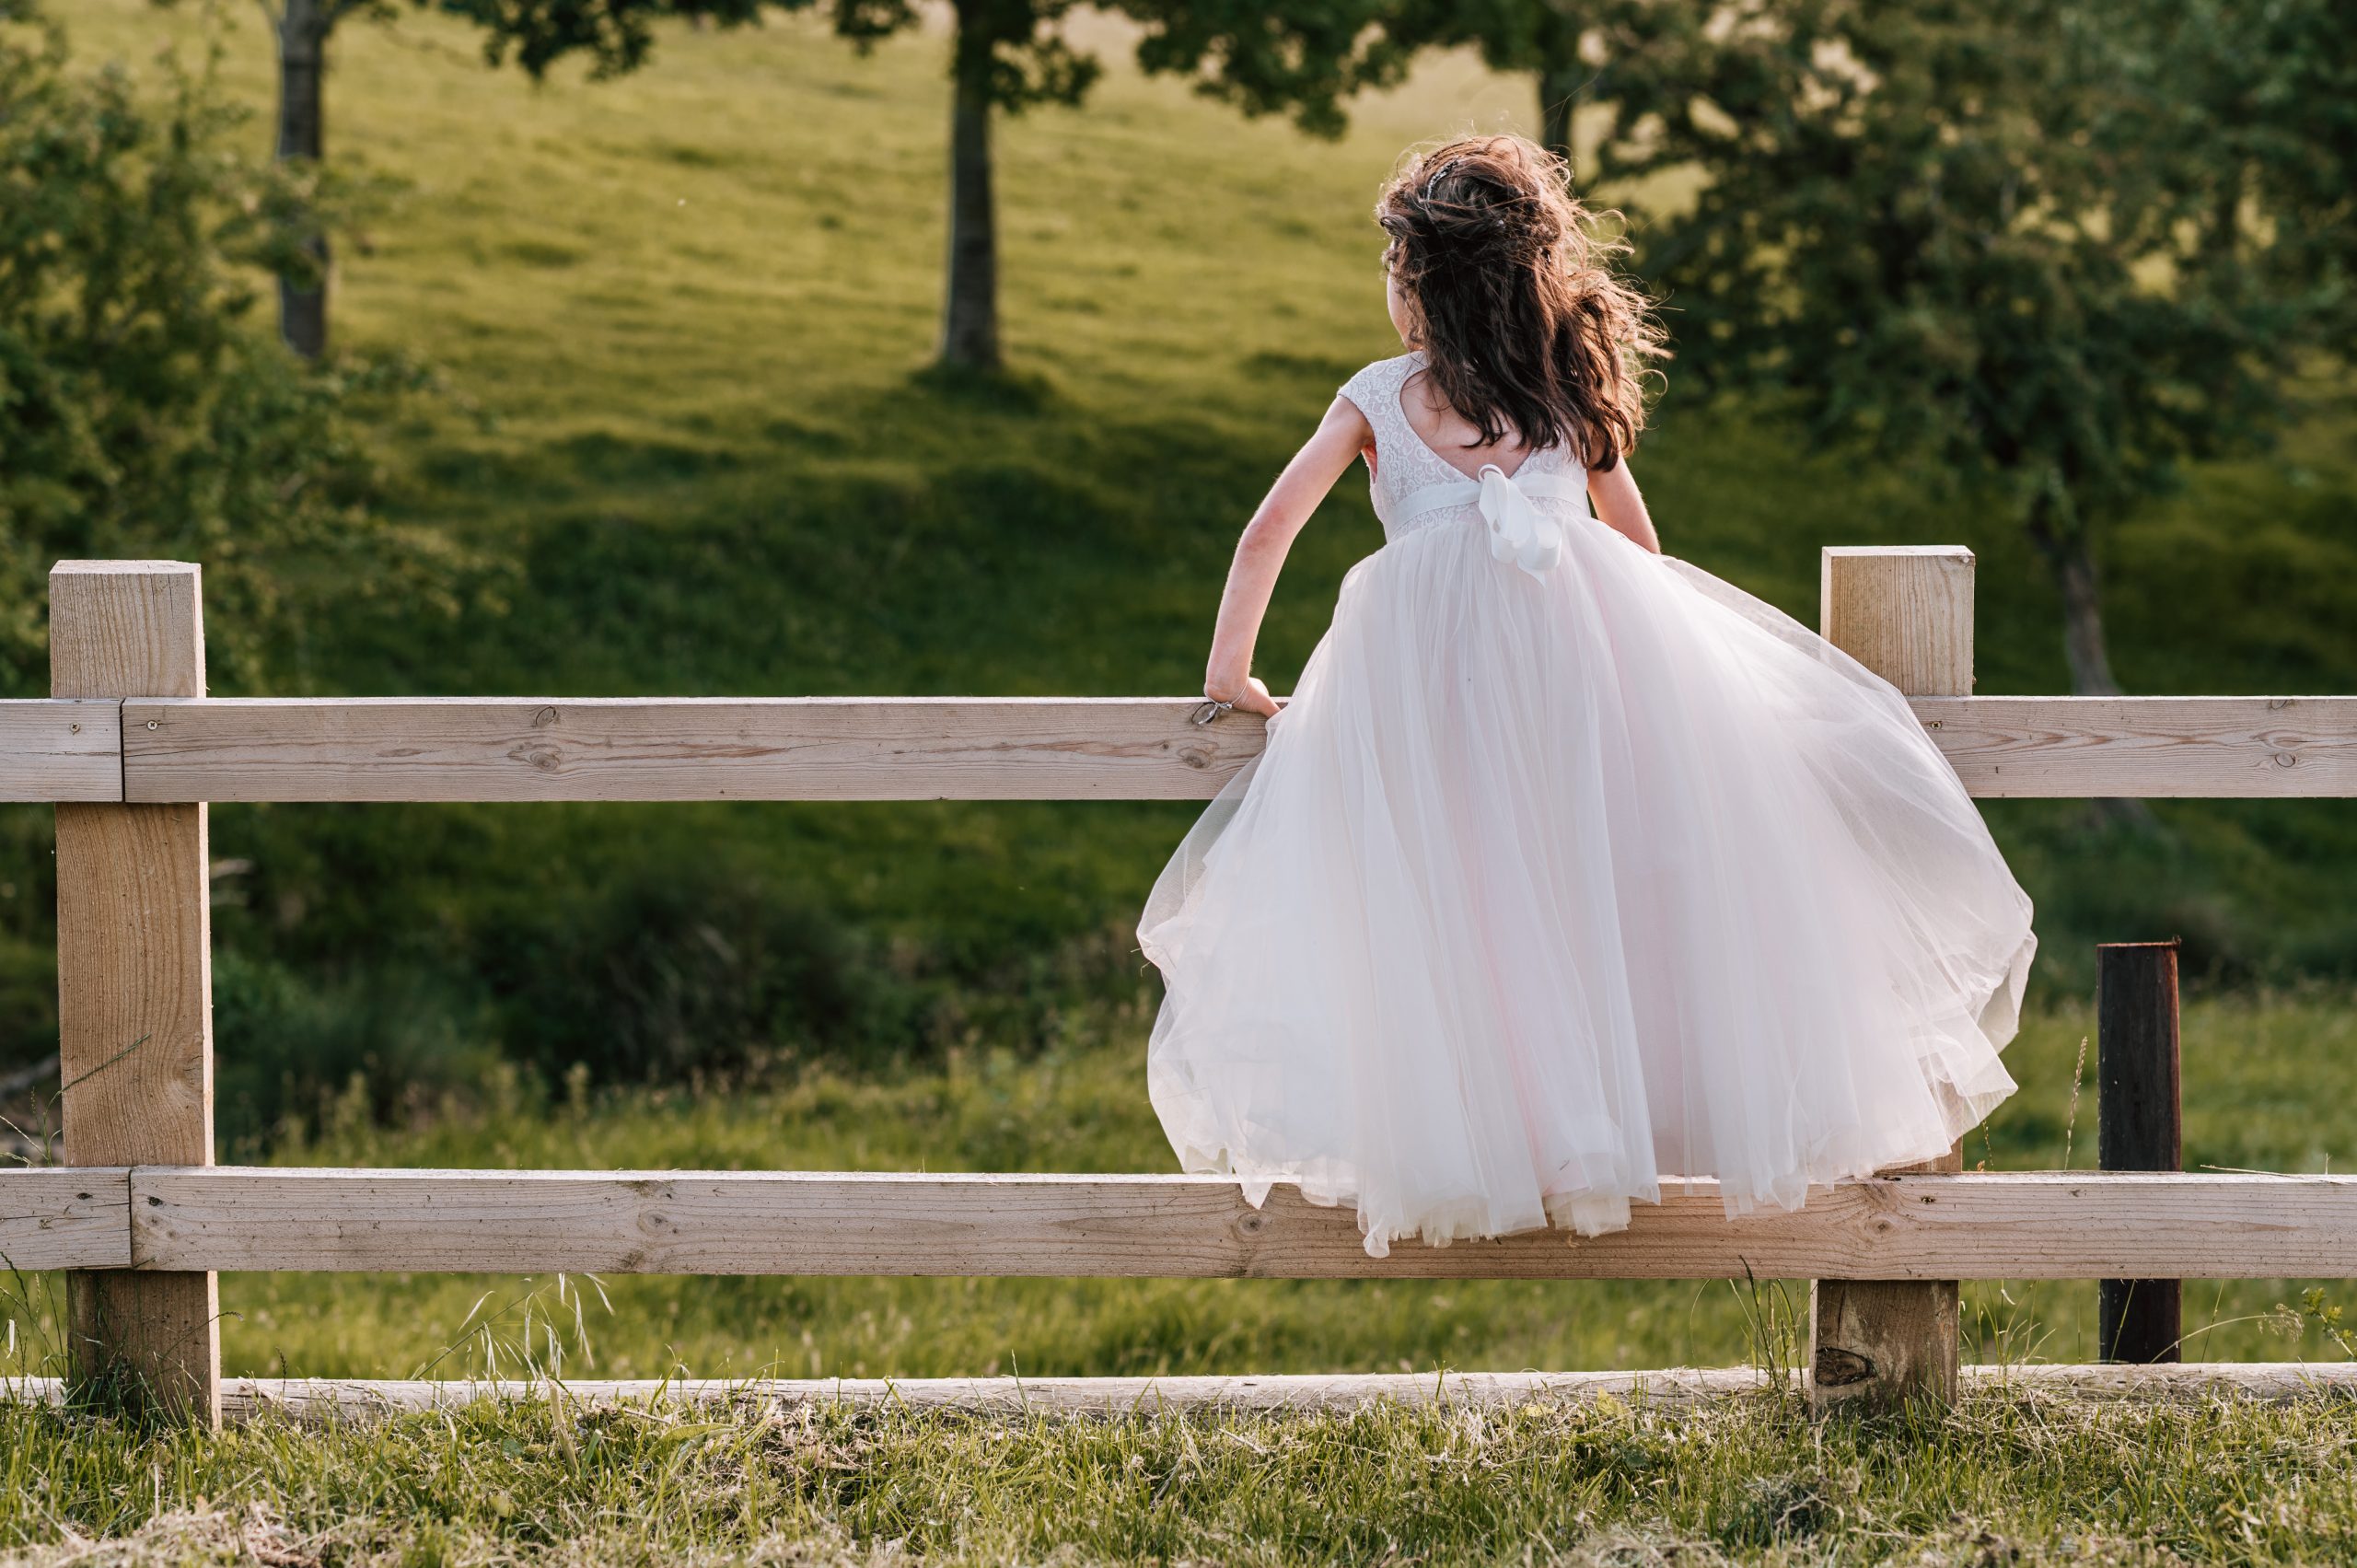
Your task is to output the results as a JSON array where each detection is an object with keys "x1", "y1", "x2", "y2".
[{"x1": 1392, "y1": 464, "x2": 1588, "y2": 579}]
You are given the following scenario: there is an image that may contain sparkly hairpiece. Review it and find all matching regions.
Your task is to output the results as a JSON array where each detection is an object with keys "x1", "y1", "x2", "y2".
[{"x1": 1421, "y1": 157, "x2": 1463, "y2": 201}]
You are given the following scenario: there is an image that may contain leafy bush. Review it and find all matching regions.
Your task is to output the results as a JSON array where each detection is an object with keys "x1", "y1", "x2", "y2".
[
  {"x1": 481, "y1": 862, "x2": 932, "y2": 1087},
  {"x1": 0, "y1": 0, "x2": 471, "y2": 696},
  {"x1": 211, "y1": 948, "x2": 505, "y2": 1155}
]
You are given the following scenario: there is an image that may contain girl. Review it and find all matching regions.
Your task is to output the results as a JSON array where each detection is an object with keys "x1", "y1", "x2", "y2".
[{"x1": 1137, "y1": 135, "x2": 2037, "y2": 1259}]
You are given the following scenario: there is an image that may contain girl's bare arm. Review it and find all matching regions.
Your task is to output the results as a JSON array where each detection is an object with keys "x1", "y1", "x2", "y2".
[
  {"x1": 1203, "y1": 397, "x2": 1372, "y2": 715},
  {"x1": 1588, "y1": 459, "x2": 1660, "y2": 554}
]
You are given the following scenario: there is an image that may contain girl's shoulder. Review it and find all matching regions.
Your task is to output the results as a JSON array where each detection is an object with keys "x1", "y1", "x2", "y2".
[{"x1": 1336, "y1": 351, "x2": 1420, "y2": 417}]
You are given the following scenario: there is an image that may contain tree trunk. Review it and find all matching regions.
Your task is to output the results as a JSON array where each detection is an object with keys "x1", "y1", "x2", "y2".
[
  {"x1": 2027, "y1": 496, "x2": 2157, "y2": 830},
  {"x1": 2048, "y1": 529, "x2": 2122, "y2": 698},
  {"x1": 274, "y1": 0, "x2": 331, "y2": 361},
  {"x1": 1538, "y1": 66, "x2": 1583, "y2": 170},
  {"x1": 938, "y1": 12, "x2": 1000, "y2": 372}
]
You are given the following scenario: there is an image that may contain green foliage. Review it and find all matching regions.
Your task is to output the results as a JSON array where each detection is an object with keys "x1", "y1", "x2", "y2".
[
  {"x1": 1596, "y1": 2, "x2": 2300, "y2": 519},
  {"x1": 1124, "y1": 0, "x2": 1411, "y2": 138},
  {"x1": 1573, "y1": 0, "x2": 2345, "y2": 695},
  {"x1": 210, "y1": 949, "x2": 505, "y2": 1157},
  {"x1": 2152, "y1": 0, "x2": 2356, "y2": 349},
  {"x1": 0, "y1": 4, "x2": 470, "y2": 696},
  {"x1": 475, "y1": 859, "x2": 932, "y2": 1088},
  {"x1": 433, "y1": 0, "x2": 787, "y2": 80}
]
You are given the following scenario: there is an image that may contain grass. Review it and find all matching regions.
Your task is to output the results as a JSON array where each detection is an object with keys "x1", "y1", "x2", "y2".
[{"x1": 6, "y1": 1388, "x2": 2357, "y2": 1562}]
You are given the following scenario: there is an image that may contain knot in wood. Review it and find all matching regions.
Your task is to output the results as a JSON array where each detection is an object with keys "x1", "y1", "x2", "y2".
[
  {"x1": 532, "y1": 705, "x2": 560, "y2": 728},
  {"x1": 1812, "y1": 1346, "x2": 1875, "y2": 1388}
]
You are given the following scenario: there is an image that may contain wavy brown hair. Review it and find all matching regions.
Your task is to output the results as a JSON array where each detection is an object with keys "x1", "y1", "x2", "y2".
[{"x1": 1377, "y1": 135, "x2": 1667, "y2": 470}]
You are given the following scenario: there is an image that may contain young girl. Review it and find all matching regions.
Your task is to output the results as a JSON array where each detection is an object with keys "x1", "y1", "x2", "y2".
[{"x1": 1137, "y1": 135, "x2": 2037, "y2": 1259}]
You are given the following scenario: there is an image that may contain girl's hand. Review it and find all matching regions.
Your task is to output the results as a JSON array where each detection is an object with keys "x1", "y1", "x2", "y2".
[{"x1": 1207, "y1": 675, "x2": 1279, "y2": 718}]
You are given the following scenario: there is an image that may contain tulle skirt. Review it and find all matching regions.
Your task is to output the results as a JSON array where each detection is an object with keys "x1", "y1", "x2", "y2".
[{"x1": 1137, "y1": 512, "x2": 2036, "y2": 1258}]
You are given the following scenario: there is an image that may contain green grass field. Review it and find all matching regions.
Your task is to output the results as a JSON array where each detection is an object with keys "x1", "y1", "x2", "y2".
[
  {"x1": 10, "y1": 1388, "x2": 2357, "y2": 1564},
  {"x1": 6, "y1": 5, "x2": 2357, "y2": 1561}
]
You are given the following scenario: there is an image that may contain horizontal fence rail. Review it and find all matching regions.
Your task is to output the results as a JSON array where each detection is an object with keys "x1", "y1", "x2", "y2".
[
  {"x1": 0, "y1": 699, "x2": 122, "y2": 803},
  {"x1": 4, "y1": 693, "x2": 2354, "y2": 805},
  {"x1": 13, "y1": 1365, "x2": 2357, "y2": 1426},
  {"x1": 0, "y1": 1169, "x2": 133, "y2": 1269},
  {"x1": 6, "y1": 1168, "x2": 2357, "y2": 1282}
]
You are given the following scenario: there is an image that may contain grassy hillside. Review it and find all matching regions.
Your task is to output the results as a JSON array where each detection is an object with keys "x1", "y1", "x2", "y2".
[{"x1": 0, "y1": 6, "x2": 2350, "y2": 1169}]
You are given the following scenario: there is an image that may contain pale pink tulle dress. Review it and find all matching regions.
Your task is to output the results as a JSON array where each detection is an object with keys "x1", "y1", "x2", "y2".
[{"x1": 1137, "y1": 351, "x2": 2038, "y2": 1258}]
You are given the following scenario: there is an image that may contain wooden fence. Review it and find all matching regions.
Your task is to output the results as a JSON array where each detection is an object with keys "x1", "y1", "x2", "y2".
[{"x1": 3, "y1": 551, "x2": 2355, "y2": 1429}]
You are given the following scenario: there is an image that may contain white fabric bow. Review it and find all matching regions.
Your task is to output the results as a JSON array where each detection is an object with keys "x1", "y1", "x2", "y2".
[{"x1": 1478, "y1": 463, "x2": 1564, "y2": 579}]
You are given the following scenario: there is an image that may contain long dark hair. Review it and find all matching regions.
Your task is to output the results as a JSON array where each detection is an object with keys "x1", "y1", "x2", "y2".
[{"x1": 1377, "y1": 135, "x2": 1667, "y2": 470}]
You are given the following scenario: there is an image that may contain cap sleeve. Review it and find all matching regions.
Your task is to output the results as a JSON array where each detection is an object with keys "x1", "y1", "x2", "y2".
[{"x1": 1336, "y1": 360, "x2": 1386, "y2": 423}]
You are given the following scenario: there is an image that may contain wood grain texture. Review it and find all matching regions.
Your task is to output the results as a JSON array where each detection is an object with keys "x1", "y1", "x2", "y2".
[
  {"x1": 1813, "y1": 547, "x2": 1971, "y2": 1414},
  {"x1": 6, "y1": 1363, "x2": 2351, "y2": 1426},
  {"x1": 1915, "y1": 695, "x2": 2357, "y2": 797},
  {"x1": 51, "y1": 560, "x2": 217, "y2": 1426},
  {"x1": 2098, "y1": 942, "x2": 2184, "y2": 1365},
  {"x1": 122, "y1": 1168, "x2": 2357, "y2": 1281},
  {"x1": 52, "y1": 801, "x2": 215, "y2": 1170},
  {"x1": 103, "y1": 693, "x2": 2355, "y2": 804},
  {"x1": 230, "y1": 1369, "x2": 1785, "y2": 1422},
  {"x1": 0, "y1": 1168, "x2": 132, "y2": 1270},
  {"x1": 121, "y1": 697, "x2": 1269, "y2": 802},
  {"x1": 1820, "y1": 546, "x2": 1974, "y2": 698},
  {"x1": 49, "y1": 562, "x2": 204, "y2": 701},
  {"x1": 0, "y1": 700, "x2": 121, "y2": 802}
]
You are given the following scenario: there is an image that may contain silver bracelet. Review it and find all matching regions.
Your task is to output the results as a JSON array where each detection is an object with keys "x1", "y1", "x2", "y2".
[{"x1": 1191, "y1": 697, "x2": 1237, "y2": 726}]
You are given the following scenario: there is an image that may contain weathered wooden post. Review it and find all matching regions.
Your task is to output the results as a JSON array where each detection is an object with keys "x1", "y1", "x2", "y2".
[
  {"x1": 52, "y1": 560, "x2": 219, "y2": 1425},
  {"x1": 1808, "y1": 545, "x2": 1974, "y2": 1416},
  {"x1": 2097, "y1": 939, "x2": 2183, "y2": 1364}
]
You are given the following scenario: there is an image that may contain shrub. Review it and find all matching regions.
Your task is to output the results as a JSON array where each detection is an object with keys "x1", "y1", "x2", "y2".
[{"x1": 0, "y1": 0, "x2": 470, "y2": 697}]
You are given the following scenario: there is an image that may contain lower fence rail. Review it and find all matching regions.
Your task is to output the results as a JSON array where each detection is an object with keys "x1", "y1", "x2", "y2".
[
  {"x1": 6, "y1": 1365, "x2": 2356, "y2": 1426},
  {"x1": 6, "y1": 1167, "x2": 2357, "y2": 1280}
]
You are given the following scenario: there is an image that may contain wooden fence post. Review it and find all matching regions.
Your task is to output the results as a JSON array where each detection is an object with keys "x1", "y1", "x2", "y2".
[
  {"x1": 1808, "y1": 545, "x2": 1975, "y2": 1416},
  {"x1": 2097, "y1": 939, "x2": 2183, "y2": 1363},
  {"x1": 51, "y1": 560, "x2": 219, "y2": 1426}
]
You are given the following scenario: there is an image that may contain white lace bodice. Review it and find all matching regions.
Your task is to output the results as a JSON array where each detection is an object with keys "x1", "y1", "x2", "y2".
[{"x1": 1337, "y1": 353, "x2": 1596, "y2": 551}]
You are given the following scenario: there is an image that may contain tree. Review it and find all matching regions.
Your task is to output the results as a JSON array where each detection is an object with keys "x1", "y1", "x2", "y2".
[
  {"x1": 1123, "y1": 0, "x2": 1411, "y2": 139},
  {"x1": 1583, "y1": 0, "x2": 2309, "y2": 703},
  {"x1": 1381, "y1": 1, "x2": 1619, "y2": 166},
  {"x1": 262, "y1": 0, "x2": 334, "y2": 357},
  {"x1": 215, "y1": 1, "x2": 775, "y2": 360},
  {"x1": 2137, "y1": 0, "x2": 2355, "y2": 354},
  {"x1": 445, "y1": 0, "x2": 1099, "y2": 372},
  {"x1": 1127, "y1": 0, "x2": 1671, "y2": 172},
  {"x1": 830, "y1": 0, "x2": 1098, "y2": 372},
  {"x1": 0, "y1": 4, "x2": 465, "y2": 693},
  {"x1": 472, "y1": 2, "x2": 1398, "y2": 373}
]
